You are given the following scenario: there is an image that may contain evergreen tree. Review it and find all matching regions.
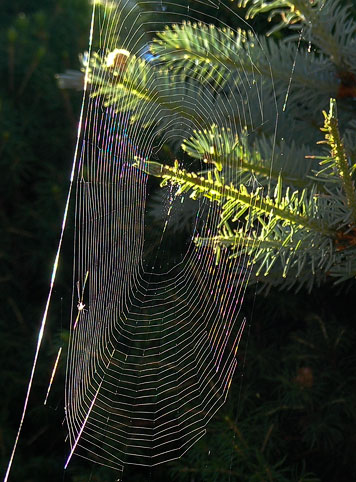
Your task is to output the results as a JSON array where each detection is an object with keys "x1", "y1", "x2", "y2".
[
  {"x1": 74, "y1": 1, "x2": 356, "y2": 480},
  {"x1": 86, "y1": 0, "x2": 356, "y2": 292}
]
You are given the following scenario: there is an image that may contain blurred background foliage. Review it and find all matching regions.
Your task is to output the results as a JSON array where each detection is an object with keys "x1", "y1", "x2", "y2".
[{"x1": 1, "y1": 1, "x2": 356, "y2": 481}]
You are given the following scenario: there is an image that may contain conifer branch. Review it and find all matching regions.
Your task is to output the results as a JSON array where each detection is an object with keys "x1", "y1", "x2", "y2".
[
  {"x1": 136, "y1": 98, "x2": 356, "y2": 289},
  {"x1": 241, "y1": 0, "x2": 355, "y2": 68},
  {"x1": 320, "y1": 99, "x2": 356, "y2": 225},
  {"x1": 87, "y1": 51, "x2": 203, "y2": 126},
  {"x1": 150, "y1": 21, "x2": 335, "y2": 95},
  {"x1": 182, "y1": 126, "x2": 313, "y2": 190},
  {"x1": 79, "y1": 0, "x2": 356, "y2": 290},
  {"x1": 134, "y1": 157, "x2": 334, "y2": 237}
]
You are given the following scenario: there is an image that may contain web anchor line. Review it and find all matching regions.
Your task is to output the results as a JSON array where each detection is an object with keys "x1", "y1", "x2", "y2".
[{"x1": 3, "y1": 6, "x2": 97, "y2": 481}]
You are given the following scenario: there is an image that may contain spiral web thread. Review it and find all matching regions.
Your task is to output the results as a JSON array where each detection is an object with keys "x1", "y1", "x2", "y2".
[{"x1": 65, "y1": 0, "x2": 277, "y2": 473}]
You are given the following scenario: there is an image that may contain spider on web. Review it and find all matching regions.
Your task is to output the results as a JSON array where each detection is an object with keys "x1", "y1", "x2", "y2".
[
  {"x1": 74, "y1": 271, "x2": 89, "y2": 327},
  {"x1": 77, "y1": 300, "x2": 87, "y2": 312}
]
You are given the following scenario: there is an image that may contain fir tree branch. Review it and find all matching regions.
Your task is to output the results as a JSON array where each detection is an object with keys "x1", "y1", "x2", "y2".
[
  {"x1": 134, "y1": 157, "x2": 335, "y2": 237},
  {"x1": 320, "y1": 99, "x2": 356, "y2": 225},
  {"x1": 87, "y1": 52, "x2": 203, "y2": 126},
  {"x1": 136, "y1": 99, "x2": 356, "y2": 288},
  {"x1": 150, "y1": 22, "x2": 335, "y2": 95},
  {"x1": 241, "y1": 0, "x2": 355, "y2": 68},
  {"x1": 182, "y1": 126, "x2": 313, "y2": 190}
]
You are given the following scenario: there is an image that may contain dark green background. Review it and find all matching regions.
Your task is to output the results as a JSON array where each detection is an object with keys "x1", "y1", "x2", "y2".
[{"x1": 1, "y1": 1, "x2": 356, "y2": 481}]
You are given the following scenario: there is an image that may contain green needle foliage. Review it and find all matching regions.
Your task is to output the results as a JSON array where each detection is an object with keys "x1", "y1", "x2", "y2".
[
  {"x1": 135, "y1": 100, "x2": 356, "y2": 291},
  {"x1": 85, "y1": 0, "x2": 356, "y2": 291}
]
